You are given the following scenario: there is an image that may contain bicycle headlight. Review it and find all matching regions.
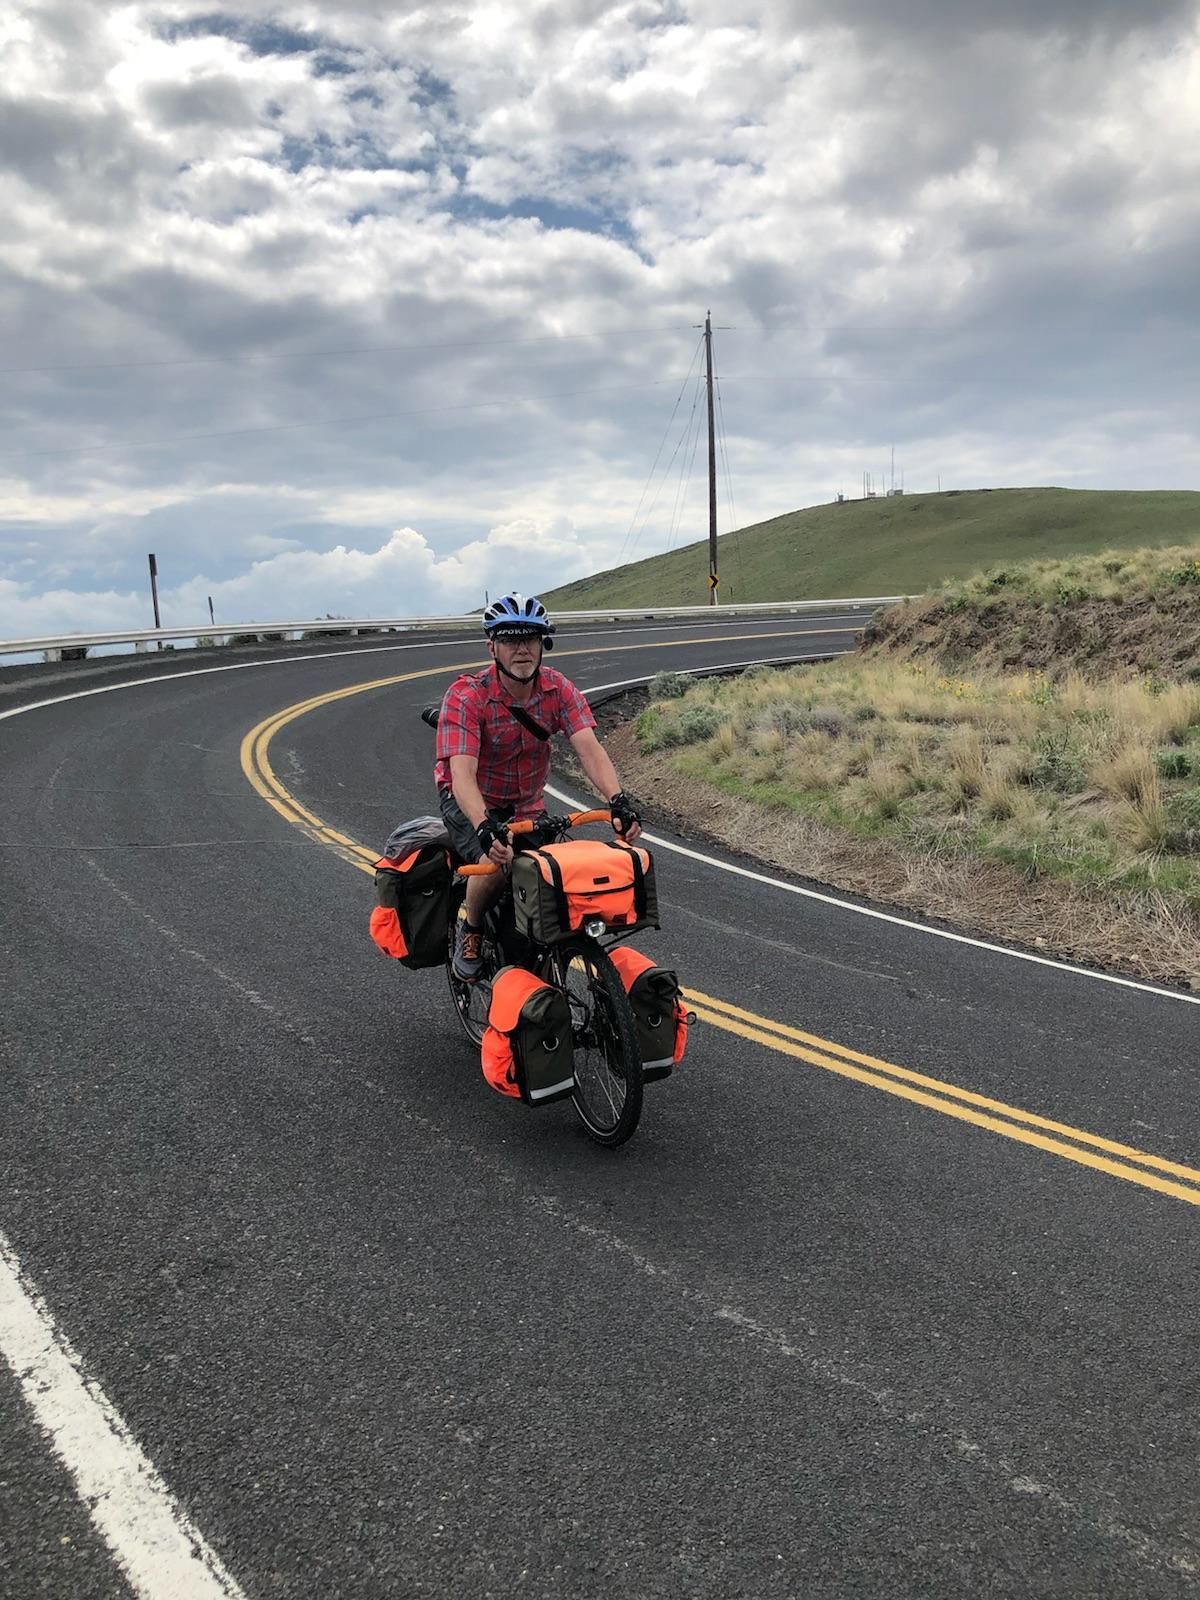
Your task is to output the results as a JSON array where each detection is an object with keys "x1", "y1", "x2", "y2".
[{"x1": 584, "y1": 917, "x2": 607, "y2": 938}]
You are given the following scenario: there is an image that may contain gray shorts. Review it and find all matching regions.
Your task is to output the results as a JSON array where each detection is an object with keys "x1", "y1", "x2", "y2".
[
  {"x1": 438, "y1": 789, "x2": 483, "y2": 864},
  {"x1": 438, "y1": 790, "x2": 537, "y2": 864}
]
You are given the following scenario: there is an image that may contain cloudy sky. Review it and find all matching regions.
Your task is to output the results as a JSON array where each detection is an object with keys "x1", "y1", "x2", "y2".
[{"x1": 2, "y1": 0, "x2": 1198, "y2": 637}]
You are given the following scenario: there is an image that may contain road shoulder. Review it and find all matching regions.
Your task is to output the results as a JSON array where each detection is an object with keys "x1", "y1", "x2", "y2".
[{"x1": 587, "y1": 687, "x2": 1200, "y2": 992}]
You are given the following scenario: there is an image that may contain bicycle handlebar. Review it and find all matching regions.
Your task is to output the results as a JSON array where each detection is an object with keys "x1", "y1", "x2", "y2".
[
  {"x1": 511, "y1": 808, "x2": 610, "y2": 835},
  {"x1": 455, "y1": 808, "x2": 613, "y2": 876}
]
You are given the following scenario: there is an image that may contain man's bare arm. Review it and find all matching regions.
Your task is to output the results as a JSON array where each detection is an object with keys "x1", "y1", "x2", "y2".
[
  {"x1": 568, "y1": 728, "x2": 642, "y2": 841},
  {"x1": 448, "y1": 753, "x2": 488, "y2": 828}
]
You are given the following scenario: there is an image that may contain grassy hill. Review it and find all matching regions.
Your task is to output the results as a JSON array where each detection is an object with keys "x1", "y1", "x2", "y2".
[{"x1": 544, "y1": 488, "x2": 1200, "y2": 609}]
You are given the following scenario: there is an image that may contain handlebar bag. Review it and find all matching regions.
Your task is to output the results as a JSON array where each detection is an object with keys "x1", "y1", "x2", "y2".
[
  {"x1": 369, "y1": 842, "x2": 453, "y2": 969},
  {"x1": 481, "y1": 967, "x2": 575, "y2": 1105},
  {"x1": 608, "y1": 946, "x2": 689, "y2": 1082},
  {"x1": 510, "y1": 840, "x2": 659, "y2": 944}
]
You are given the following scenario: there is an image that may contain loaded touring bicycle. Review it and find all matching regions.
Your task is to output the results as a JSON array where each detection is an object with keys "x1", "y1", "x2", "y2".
[{"x1": 367, "y1": 710, "x2": 692, "y2": 1147}]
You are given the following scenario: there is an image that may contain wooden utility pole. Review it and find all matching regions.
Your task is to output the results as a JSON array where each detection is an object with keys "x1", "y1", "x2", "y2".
[{"x1": 704, "y1": 310, "x2": 718, "y2": 605}]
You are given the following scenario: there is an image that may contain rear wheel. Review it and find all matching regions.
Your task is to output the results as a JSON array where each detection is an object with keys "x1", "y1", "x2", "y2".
[
  {"x1": 446, "y1": 894, "x2": 502, "y2": 1047},
  {"x1": 548, "y1": 939, "x2": 643, "y2": 1148}
]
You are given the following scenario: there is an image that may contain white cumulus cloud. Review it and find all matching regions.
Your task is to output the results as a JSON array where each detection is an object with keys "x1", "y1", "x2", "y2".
[{"x1": 1, "y1": 0, "x2": 1198, "y2": 638}]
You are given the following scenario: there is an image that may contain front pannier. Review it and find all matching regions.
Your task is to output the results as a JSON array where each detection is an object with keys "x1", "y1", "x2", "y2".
[
  {"x1": 510, "y1": 841, "x2": 658, "y2": 944},
  {"x1": 608, "y1": 946, "x2": 689, "y2": 1082},
  {"x1": 481, "y1": 967, "x2": 576, "y2": 1105},
  {"x1": 370, "y1": 842, "x2": 453, "y2": 969}
]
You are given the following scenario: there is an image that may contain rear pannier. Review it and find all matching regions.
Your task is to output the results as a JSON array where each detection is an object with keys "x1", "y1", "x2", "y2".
[
  {"x1": 482, "y1": 967, "x2": 575, "y2": 1105},
  {"x1": 510, "y1": 840, "x2": 658, "y2": 944},
  {"x1": 370, "y1": 842, "x2": 453, "y2": 969},
  {"x1": 608, "y1": 946, "x2": 689, "y2": 1082}
]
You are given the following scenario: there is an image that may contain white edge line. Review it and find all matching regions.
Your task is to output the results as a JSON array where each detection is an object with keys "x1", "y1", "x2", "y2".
[
  {"x1": 0, "y1": 640, "x2": 472, "y2": 723},
  {"x1": 556, "y1": 662, "x2": 1200, "y2": 1009},
  {"x1": 0, "y1": 616, "x2": 868, "y2": 721},
  {"x1": 0, "y1": 1230, "x2": 248, "y2": 1599}
]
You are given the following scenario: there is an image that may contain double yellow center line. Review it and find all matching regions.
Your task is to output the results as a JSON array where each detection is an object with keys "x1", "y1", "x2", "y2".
[
  {"x1": 688, "y1": 991, "x2": 1200, "y2": 1206},
  {"x1": 240, "y1": 645, "x2": 1200, "y2": 1210}
]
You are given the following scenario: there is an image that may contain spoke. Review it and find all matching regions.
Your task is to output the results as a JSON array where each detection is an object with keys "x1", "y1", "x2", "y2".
[
  {"x1": 589, "y1": 1053, "x2": 621, "y2": 1120},
  {"x1": 587, "y1": 1013, "x2": 622, "y2": 1115},
  {"x1": 560, "y1": 952, "x2": 626, "y2": 1129}
]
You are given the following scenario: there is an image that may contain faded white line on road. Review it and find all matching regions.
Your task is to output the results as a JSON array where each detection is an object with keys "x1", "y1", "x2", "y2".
[
  {"x1": 0, "y1": 1232, "x2": 247, "y2": 1600},
  {"x1": 526, "y1": 1199, "x2": 1196, "y2": 1579}
]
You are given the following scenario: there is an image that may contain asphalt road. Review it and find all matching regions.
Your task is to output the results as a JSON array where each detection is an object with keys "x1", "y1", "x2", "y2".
[{"x1": 1, "y1": 612, "x2": 1198, "y2": 1599}]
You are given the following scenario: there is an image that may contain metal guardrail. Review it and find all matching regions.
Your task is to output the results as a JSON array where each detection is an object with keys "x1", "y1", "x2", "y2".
[{"x1": 2, "y1": 598, "x2": 901, "y2": 660}]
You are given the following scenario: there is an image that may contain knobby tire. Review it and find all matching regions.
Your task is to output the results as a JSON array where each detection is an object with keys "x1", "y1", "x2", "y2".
[{"x1": 551, "y1": 938, "x2": 644, "y2": 1148}]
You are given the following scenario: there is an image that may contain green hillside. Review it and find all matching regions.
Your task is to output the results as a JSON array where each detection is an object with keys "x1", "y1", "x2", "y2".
[{"x1": 544, "y1": 488, "x2": 1200, "y2": 609}]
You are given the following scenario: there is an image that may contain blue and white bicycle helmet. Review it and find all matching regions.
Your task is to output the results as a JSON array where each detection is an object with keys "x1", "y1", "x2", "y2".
[{"x1": 481, "y1": 592, "x2": 555, "y2": 648}]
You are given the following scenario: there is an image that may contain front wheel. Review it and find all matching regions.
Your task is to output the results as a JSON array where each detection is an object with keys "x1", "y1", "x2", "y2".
[{"x1": 546, "y1": 939, "x2": 644, "y2": 1148}]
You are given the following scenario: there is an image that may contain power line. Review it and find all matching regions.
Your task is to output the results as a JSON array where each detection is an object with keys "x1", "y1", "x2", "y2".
[
  {"x1": 0, "y1": 323, "x2": 692, "y2": 377},
  {"x1": 3, "y1": 312, "x2": 1117, "y2": 380},
  {"x1": 667, "y1": 367, "x2": 706, "y2": 554},
  {"x1": 616, "y1": 333, "x2": 704, "y2": 565},
  {"x1": 630, "y1": 362, "x2": 704, "y2": 562},
  {"x1": 3, "y1": 374, "x2": 694, "y2": 462}
]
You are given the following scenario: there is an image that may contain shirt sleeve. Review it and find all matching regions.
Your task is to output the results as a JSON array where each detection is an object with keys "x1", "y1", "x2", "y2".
[
  {"x1": 555, "y1": 676, "x2": 597, "y2": 737},
  {"x1": 435, "y1": 678, "x2": 482, "y2": 763}
]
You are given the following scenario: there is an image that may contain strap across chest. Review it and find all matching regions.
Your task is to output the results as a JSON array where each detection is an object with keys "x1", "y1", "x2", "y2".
[{"x1": 503, "y1": 701, "x2": 552, "y2": 742}]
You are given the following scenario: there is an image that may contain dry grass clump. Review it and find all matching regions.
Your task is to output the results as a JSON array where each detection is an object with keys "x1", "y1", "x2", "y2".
[
  {"x1": 943, "y1": 728, "x2": 988, "y2": 807},
  {"x1": 1115, "y1": 795, "x2": 1170, "y2": 855},
  {"x1": 979, "y1": 747, "x2": 1027, "y2": 820},
  {"x1": 635, "y1": 656, "x2": 1200, "y2": 916},
  {"x1": 861, "y1": 759, "x2": 910, "y2": 819},
  {"x1": 1094, "y1": 743, "x2": 1159, "y2": 806},
  {"x1": 750, "y1": 725, "x2": 785, "y2": 758},
  {"x1": 1114, "y1": 681, "x2": 1200, "y2": 745}
]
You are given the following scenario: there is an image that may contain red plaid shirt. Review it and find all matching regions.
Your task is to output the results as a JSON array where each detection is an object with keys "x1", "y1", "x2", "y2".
[{"x1": 434, "y1": 665, "x2": 596, "y2": 811}]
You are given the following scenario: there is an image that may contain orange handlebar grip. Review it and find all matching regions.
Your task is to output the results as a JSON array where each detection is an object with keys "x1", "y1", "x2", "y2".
[{"x1": 456, "y1": 809, "x2": 613, "y2": 876}]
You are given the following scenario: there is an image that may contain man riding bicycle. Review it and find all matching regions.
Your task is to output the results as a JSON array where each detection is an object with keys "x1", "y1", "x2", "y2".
[{"x1": 435, "y1": 592, "x2": 642, "y2": 979}]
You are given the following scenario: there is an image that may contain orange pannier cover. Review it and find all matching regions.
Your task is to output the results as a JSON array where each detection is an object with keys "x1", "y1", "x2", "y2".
[
  {"x1": 608, "y1": 945, "x2": 658, "y2": 984},
  {"x1": 609, "y1": 945, "x2": 689, "y2": 1070},
  {"x1": 482, "y1": 968, "x2": 553, "y2": 1096},
  {"x1": 516, "y1": 839, "x2": 655, "y2": 937},
  {"x1": 369, "y1": 904, "x2": 408, "y2": 960},
  {"x1": 481, "y1": 967, "x2": 574, "y2": 1103}
]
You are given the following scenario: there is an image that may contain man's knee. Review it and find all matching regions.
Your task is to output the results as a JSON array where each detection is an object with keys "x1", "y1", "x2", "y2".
[{"x1": 464, "y1": 865, "x2": 506, "y2": 921}]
